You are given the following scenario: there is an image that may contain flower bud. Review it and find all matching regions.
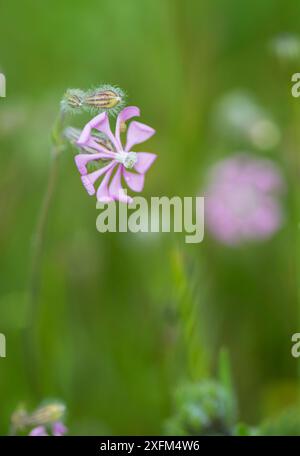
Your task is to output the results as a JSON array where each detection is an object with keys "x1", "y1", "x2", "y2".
[
  {"x1": 61, "y1": 89, "x2": 85, "y2": 114},
  {"x1": 64, "y1": 127, "x2": 114, "y2": 153},
  {"x1": 63, "y1": 126, "x2": 81, "y2": 144},
  {"x1": 11, "y1": 402, "x2": 66, "y2": 431},
  {"x1": 28, "y1": 402, "x2": 66, "y2": 426},
  {"x1": 83, "y1": 85, "x2": 125, "y2": 115}
]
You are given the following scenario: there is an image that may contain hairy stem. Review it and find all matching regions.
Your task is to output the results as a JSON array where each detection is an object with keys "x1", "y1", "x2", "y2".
[{"x1": 171, "y1": 247, "x2": 208, "y2": 380}]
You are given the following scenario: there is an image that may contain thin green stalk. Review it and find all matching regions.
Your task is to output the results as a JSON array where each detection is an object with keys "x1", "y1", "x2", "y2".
[
  {"x1": 171, "y1": 246, "x2": 208, "y2": 380},
  {"x1": 23, "y1": 112, "x2": 65, "y2": 395}
]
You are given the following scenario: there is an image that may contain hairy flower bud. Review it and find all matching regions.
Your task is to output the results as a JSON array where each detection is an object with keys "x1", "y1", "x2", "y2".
[
  {"x1": 63, "y1": 126, "x2": 82, "y2": 145},
  {"x1": 64, "y1": 127, "x2": 114, "y2": 153},
  {"x1": 11, "y1": 401, "x2": 66, "y2": 431},
  {"x1": 60, "y1": 89, "x2": 85, "y2": 114},
  {"x1": 60, "y1": 84, "x2": 125, "y2": 116},
  {"x1": 165, "y1": 381, "x2": 236, "y2": 436},
  {"x1": 85, "y1": 90, "x2": 119, "y2": 109},
  {"x1": 83, "y1": 85, "x2": 125, "y2": 115},
  {"x1": 28, "y1": 403, "x2": 66, "y2": 426}
]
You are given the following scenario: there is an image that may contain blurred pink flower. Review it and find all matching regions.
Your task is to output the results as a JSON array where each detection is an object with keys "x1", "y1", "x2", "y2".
[
  {"x1": 29, "y1": 421, "x2": 67, "y2": 436},
  {"x1": 52, "y1": 422, "x2": 68, "y2": 436},
  {"x1": 29, "y1": 426, "x2": 48, "y2": 436},
  {"x1": 205, "y1": 153, "x2": 284, "y2": 246},
  {"x1": 75, "y1": 106, "x2": 157, "y2": 204}
]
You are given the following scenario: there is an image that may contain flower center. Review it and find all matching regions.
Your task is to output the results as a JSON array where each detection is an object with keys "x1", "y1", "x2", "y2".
[{"x1": 116, "y1": 151, "x2": 137, "y2": 169}]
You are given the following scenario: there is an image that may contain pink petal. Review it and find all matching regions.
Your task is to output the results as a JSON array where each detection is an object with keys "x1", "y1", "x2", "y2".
[
  {"x1": 122, "y1": 169, "x2": 145, "y2": 192},
  {"x1": 125, "y1": 121, "x2": 155, "y2": 151},
  {"x1": 96, "y1": 165, "x2": 116, "y2": 202},
  {"x1": 77, "y1": 112, "x2": 118, "y2": 150},
  {"x1": 52, "y1": 422, "x2": 68, "y2": 436},
  {"x1": 77, "y1": 112, "x2": 106, "y2": 144},
  {"x1": 29, "y1": 426, "x2": 48, "y2": 436},
  {"x1": 134, "y1": 153, "x2": 157, "y2": 174},
  {"x1": 75, "y1": 153, "x2": 113, "y2": 175},
  {"x1": 81, "y1": 161, "x2": 116, "y2": 196},
  {"x1": 115, "y1": 106, "x2": 140, "y2": 147},
  {"x1": 109, "y1": 166, "x2": 133, "y2": 203}
]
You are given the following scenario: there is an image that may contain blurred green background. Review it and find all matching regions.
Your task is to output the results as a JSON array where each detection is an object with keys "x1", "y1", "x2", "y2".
[{"x1": 1, "y1": 0, "x2": 300, "y2": 435}]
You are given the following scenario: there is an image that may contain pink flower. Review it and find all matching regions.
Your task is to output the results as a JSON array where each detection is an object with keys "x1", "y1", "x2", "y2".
[
  {"x1": 205, "y1": 153, "x2": 284, "y2": 246},
  {"x1": 52, "y1": 421, "x2": 68, "y2": 436},
  {"x1": 75, "y1": 106, "x2": 157, "y2": 203},
  {"x1": 29, "y1": 421, "x2": 68, "y2": 436},
  {"x1": 29, "y1": 426, "x2": 48, "y2": 436}
]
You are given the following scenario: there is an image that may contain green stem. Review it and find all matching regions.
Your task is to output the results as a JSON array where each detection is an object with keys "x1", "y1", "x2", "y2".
[
  {"x1": 171, "y1": 246, "x2": 208, "y2": 381},
  {"x1": 24, "y1": 112, "x2": 65, "y2": 395}
]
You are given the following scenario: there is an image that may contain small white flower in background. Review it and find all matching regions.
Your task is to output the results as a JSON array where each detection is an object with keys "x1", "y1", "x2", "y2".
[
  {"x1": 269, "y1": 33, "x2": 300, "y2": 62},
  {"x1": 214, "y1": 91, "x2": 281, "y2": 150}
]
